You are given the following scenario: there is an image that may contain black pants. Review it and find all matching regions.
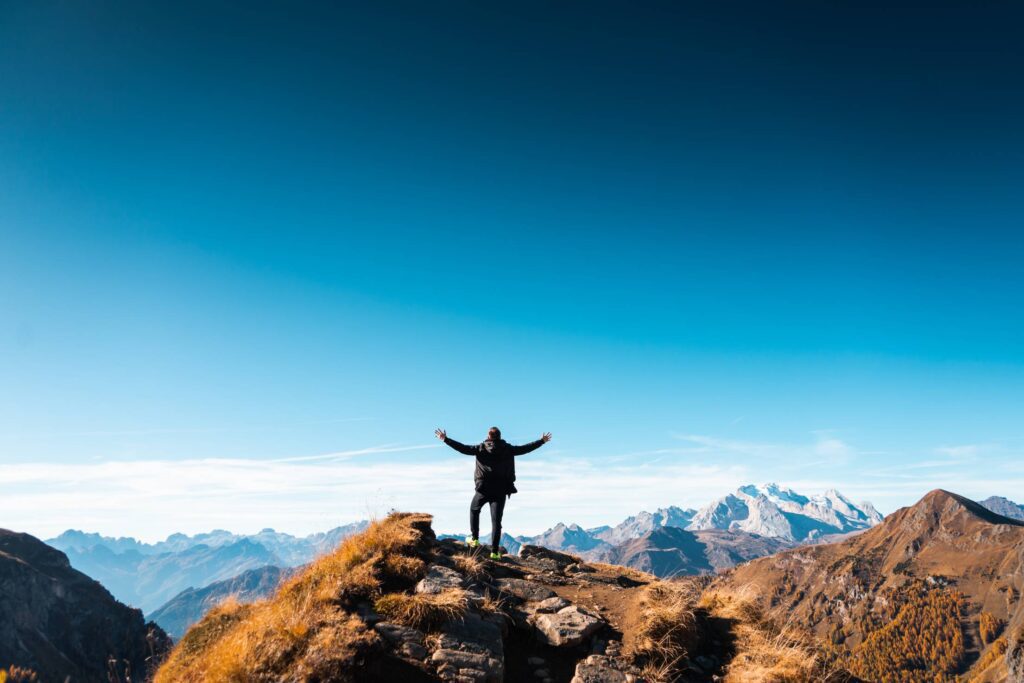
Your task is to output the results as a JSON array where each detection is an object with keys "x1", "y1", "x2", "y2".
[{"x1": 469, "y1": 492, "x2": 506, "y2": 553}]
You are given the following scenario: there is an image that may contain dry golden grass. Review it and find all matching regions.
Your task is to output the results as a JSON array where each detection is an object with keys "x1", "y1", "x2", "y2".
[
  {"x1": 452, "y1": 553, "x2": 487, "y2": 580},
  {"x1": 374, "y1": 588, "x2": 468, "y2": 630},
  {"x1": 154, "y1": 513, "x2": 433, "y2": 683},
  {"x1": 701, "y1": 586, "x2": 831, "y2": 683},
  {"x1": 589, "y1": 561, "x2": 656, "y2": 584},
  {"x1": 966, "y1": 635, "x2": 1007, "y2": 681},
  {"x1": 0, "y1": 667, "x2": 39, "y2": 683},
  {"x1": 625, "y1": 580, "x2": 701, "y2": 678}
]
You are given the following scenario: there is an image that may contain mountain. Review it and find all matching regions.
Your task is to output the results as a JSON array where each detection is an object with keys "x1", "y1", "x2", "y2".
[
  {"x1": 980, "y1": 495, "x2": 1024, "y2": 522},
  {"x1": 46, "y1": 522, "x2": 368, "y2": 613},
  {"x1": 154, "y1": 512, "x2": 834, "y2": 683},
  {"x1": 687, "y1": 483, "x2": 883, "y2": 541},
  {"x1": 589, "y1": 526, "x2": 795, "y2": 577},
  {"x1": 47, "y1": 521, "x2": 369, "y2": 561},
  {"x1": 510, "y1": 485, "x2": 878, "y2": 577},
  {"x1": 716, "y1": 490, "x2": 1024, "y2": 681},
  {"x1": 526, "y1": 523, "x2": 612, "y2": 553},
  {"x1": 593, "y1": 505, "x2": 697, "y2": 546},
  {"x1": 59, "y1": 538, "x2": 283, "y2": 614},
  {"x1": 148, "y1": 565, "x2": 294, "y2": 639},
  {"x1": 0, "y1": 528, "x2": 171, "y2": 682}
]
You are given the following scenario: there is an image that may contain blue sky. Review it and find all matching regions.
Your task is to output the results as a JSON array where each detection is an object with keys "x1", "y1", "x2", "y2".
[{"x1": 2, "y1": 1, "x2": 1023, "y2": 540}]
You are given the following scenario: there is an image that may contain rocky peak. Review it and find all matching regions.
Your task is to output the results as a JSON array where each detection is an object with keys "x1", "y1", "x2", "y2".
[{"x1": 0, "y1": 529, "x2": 170, "y2": 682}]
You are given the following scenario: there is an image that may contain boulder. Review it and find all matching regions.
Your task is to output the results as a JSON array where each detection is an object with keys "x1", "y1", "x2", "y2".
[
  {"x1": 416, "y1": 564, "x2": 466, "y2": 594},
  {"x1": 374, "y1": 621, "x2": 427, "y2": 660},
  {"x1": 530, "y1": 605, "x2": 605, "y2": 647},
  {"x1": 494, "y1": 577, "x2": 556, "y2": 602},
  {"x1": 519, "y1": 544, "x2": 580, "y2": 568},
  {"x1": 571, "y1": 654, "x2": 631, "y2": 683},
  {"x1": 530, "y1": 596, "x2": 571, "y2": 614}
]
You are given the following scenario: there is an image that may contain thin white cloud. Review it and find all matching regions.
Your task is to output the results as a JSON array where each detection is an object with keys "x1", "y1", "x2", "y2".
[
  {"x1": 672, "y1": 432, "x2": 858, "y2": 464},
  {"x1": 4, "y1": 435, "x2": 1021, "y2": 544},
  {"x1": 273, "y1": 443, "x2": 440, "y2": 463},
  {"x1": 0, "y1": 447, "x2": 751, "y2": 542},
  {"x1": 934, "y1": 443, "x2": 998, "y2": 459}
]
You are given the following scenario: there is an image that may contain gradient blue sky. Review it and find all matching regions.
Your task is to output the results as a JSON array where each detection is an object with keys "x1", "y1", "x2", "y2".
[{"x1": 2, "y1": 1, "x2": 1023, "y2": 540}]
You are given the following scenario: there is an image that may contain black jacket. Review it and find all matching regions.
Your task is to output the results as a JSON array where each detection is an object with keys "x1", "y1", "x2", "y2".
[{"x1": 443, "y1": 436, "x2": 544, "y2": 497}]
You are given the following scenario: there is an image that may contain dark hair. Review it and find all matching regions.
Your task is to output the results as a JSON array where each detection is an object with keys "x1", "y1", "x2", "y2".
[{"x1": 488, "y1": 426, "x2": 501, "y2": 439}]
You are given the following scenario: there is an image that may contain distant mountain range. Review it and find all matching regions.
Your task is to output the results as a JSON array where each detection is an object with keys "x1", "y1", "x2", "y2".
[
  {"x1": 148, "y1": 565, "x2": 295, "y2": 639},
  {"x1": 46, "y1": 522, "x2": 367, "y2": 614},
  {"x1": 589, "y1": 527, "x2": 795, "y2": 577},
  {"x1": 979, "y1": 495, "x2": 1024, "y2": 521},
  {"x1": 512, "y1": 483, "x2": 883, "y2": 576}
]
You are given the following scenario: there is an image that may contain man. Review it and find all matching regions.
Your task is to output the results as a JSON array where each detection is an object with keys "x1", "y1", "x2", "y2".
[{"x1": 435, "y1": 426, "x2": 552, "y2": 559}]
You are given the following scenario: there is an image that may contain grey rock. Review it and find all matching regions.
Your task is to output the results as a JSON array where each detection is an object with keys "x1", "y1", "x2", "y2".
[
  {"x1": 495, "y1": 577, "x2": 556, "y2": 602},
  {"x1": 527, "y1": 656, "x2": 547, "y2": 666},
  {"x1": 417, "y1": 564, "x2": 466, "y2": 594},
  {"x1": 402, "y1": 641, "x2": 428, "y2": 659},
  {"x1": 374, "y1": 621, "x2": 426, "y2": 645},
  {"x1": 375, "y1": 621, "x2": 428, "y2": 661},
  {"x1": 531, "y1": 596, "x2": 571, "y2": 613},
  {"x1": 440, "y1": 611, "x2": 503, "y2": 658},
  {"x1": 571, "y1": 655, "x2": 629, "y2": 683},
  {"x1": 519, "y1": 544, "x2": 580, "y2": 567},
  {"x1": 531, "y1": 605, "x2": 605, "y2": 647},
  {"x1": 432, "y1": 649, "x2": 502, "y2": 682}
]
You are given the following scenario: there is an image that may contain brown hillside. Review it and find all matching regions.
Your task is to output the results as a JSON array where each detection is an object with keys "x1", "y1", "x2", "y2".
[
  {"x1": 156, "y1": 512, "x2": 839, "y2": 682},
  {"x1": 0, "y1": 529, "x2": 170, "y2": 682},
  {"x1": 716, "y1": 489, "x2": 1024, "y2": 682}
]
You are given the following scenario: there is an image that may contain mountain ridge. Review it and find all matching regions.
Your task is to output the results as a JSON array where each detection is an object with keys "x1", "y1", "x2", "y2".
[
  {"x1": 716, "y1": 488, "x2": 1024, "y2": 681},
  {"x1": 0, "y1": 528, "x2": 171, "y2": 681}
]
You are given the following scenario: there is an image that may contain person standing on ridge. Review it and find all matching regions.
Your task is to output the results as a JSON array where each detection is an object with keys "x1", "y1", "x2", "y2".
[{"x1": 435, "y1": 426, "x2": 552, "y2": 559}]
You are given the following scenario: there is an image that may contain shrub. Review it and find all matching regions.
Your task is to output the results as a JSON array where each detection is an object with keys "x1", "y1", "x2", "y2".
[
  {"x1": 374, "y1": 588, "x2": 468, "y2": 630},
  {"x1": 625, "y1": 580, "x2": 700, "y2": 678},
  {"x1": 979, "y1": 611, "x2": 1004, "y2": 645}
]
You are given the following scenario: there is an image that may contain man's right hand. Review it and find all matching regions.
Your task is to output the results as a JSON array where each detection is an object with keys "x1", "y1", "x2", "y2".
[
  {"x1": 541, "y1": 432, "x2": 552, "y2": 443},
  {"x1": 435, "y1": 428, "x2": 447, "y2": 441}
]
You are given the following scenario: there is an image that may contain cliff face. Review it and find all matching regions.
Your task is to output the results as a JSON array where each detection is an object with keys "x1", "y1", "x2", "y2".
[{"x1": 0, "y1": 529, "x2": 170, "y2": 682}]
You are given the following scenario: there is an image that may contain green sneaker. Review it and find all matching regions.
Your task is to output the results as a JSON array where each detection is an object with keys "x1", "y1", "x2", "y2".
[
  {"x1": 489, "y1": 552, "x2": 502, "y2": 560},
  {"x1": 466, "y1": 538, "x2": 481, "y2": 548}
]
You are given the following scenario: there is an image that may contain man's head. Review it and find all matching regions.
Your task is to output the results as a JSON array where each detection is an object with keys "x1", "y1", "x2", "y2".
[{"x1": 487, "y1": 426, "x2": 501, "y2": 440}]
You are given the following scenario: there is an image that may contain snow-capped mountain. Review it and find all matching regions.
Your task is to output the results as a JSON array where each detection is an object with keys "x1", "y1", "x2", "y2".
[
  {"x1": 529, "y1": 523, "x2": 611, "y2": 552},
  {"x1": 593, "y1": 506, "x2": 697, "y2": 546},
  {"x1": 687, "y1": 483, "x2": 883, "y2": 541}
]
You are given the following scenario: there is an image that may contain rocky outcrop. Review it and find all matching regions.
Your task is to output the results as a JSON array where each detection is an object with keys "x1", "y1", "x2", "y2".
[
  {"x1": 0, "y1": 528, "x2": 171, "y2": 682},
  {"x1": 1009, "y1": 628, "x2": 1024, "y2": 683},
  {"x1": 417, "y1": 564, "x2": 468, "y2": 594},
  {"x1": 530, "y1": 605, "x2": 605, "y2": 646},
  {"x1": 432, "y1": 612, "x2": 505, "y2": 682}
]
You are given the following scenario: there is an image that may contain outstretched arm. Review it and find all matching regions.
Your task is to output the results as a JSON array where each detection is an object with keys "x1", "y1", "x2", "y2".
[
  {"x1": 509, "y1": 432, "x2": 552, "y2": 456},
  {"x1": 435, "y1": 428, "x2": 480, "y2": 456}
]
